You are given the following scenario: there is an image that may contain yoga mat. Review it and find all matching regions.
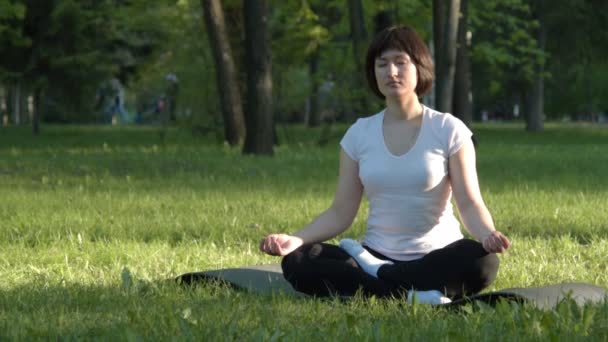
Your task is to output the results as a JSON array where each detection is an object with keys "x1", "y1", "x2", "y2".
[
  {"x1": 176, "y1": 263, "x2": 299, "y2": 295},
  {"x1": 446, "y1": 282, "x2": 608, "y2": 309},
  {"x1": 175, "y1": 263, "x2": 607, "y2": 309}
]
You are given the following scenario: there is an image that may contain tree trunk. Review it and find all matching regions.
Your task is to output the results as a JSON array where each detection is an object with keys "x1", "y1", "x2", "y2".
[
  {"x1": 585, "y1": 64, "x2": 593, "y2": 121},
  {"x1": 1, "y1": 85, "x2": 7, "y2": 126},
  {"x1": 201, "y1": 0, "x2": 246, "y2": 146},
  {"x1": 525, "y1": 0, "x2": 545, "y2": 132},
  {"x1": 373, "y1": 10, "x2": 393, "y2": 34},
  {"x1": 453, "y1": 0, "x2": 472, "y2": 126},
  {"x1": 347, "y1": 0, "x2": 369, "y2": 116},
  {"x1": 308, "y1": 51, "x2": 321, "y2": 127},
  {"x1": 13, "y1": 80, "x2": 21, "y2": 125},
  {"x1": 433, "y1": 0, "x2": 460, "y2": 113},
  {"x1": 32, "y1": 88, "x2": 41, "y2": 135},
  {"x1": 348, "y1": 0, "x2": 367, "y2": 73},
  {"x1": 242, "y1": 0, "x2": 274, "y2": 155},
  {"x1": 525, "y1": 75, "x2": 544, "y2": 132},
  {"x1": 433, "y1": 0, "x2": 446, "y2": 110}
]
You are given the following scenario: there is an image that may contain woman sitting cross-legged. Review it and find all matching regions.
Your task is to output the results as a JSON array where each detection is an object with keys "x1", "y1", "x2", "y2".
[{"x1": 259, "y1": 25, "x2": 510, "y2": 304}]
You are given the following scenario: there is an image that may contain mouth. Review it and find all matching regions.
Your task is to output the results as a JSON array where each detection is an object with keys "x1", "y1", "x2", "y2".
[{"x1": 386, "y1": 81, "x2": 401, "y2": 87}]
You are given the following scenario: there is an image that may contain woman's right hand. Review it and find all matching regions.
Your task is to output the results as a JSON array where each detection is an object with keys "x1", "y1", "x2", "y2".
[{"x1": 259, "y1": 234, "x2": 303, "y2": 256}]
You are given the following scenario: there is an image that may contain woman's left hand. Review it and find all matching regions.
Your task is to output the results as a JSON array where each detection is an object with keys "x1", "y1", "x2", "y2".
[{"x1": 482, "y1": 231, "x2": 511, "y2": 253}]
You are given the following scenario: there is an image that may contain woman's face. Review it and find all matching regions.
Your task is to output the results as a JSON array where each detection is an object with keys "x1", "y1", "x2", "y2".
[{"x1": 374, "y1": 49, "x2": 418, "y2": 99}]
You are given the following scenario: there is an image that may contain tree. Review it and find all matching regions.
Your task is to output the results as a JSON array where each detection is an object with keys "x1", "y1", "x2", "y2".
[
  {"x1": 469, "y1": 0, "x2": 543, "y2": 123},
  {"x1": 201, "y1": 0, "x2": 246, "y2": 146},
  {"x1": 347, "y1": 0, "x2": 367, "y2": 74},
  {"x1": 0, "y1": 0, "x2": 118, "y2": 133},
  {"x1": 433, "y1": 0, "x2": 460, "y2": 114},
  {"x1": 306, "y1": 1, "x2": 336, "y2": 127},
  {"x1": 0, "y1": 0, "x2": 186, "y2": 132},
  {"x1": 0, "y1": 0, "x2": 28, "y2": 126},
  {"x1": 242, "y1": 0, "x2": 273, "y2": 155},
  {"x1": 543, "y1": 0, "x2": 608, "y2": 120},
  {"x1": 523, "y1": 0, "x2": 545, "y2": 132},
  {"x1": 307, "y1": 50, "x2": 322, "y2": 127},
  {"x1": 347, "y1": 0, "x2": 370, "y2": 116},
  {"x1": 373, "y1": 8, "x2": 393, "y2": 35},
  {"x1": 270, "y1": 0, "x2": 333, "y2": 126},
  {"x1": 453, "y1": 0, "x2": 472, "y2": 126}
]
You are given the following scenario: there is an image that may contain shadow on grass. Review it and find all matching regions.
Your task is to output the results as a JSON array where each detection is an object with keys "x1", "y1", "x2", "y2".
[{"x1": 0, "y1": 278, "x2": 262, "y2": 339}]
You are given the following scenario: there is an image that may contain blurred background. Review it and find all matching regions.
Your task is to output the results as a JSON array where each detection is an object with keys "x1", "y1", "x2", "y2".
[{"x1": 0, "y1": 0, "x2": 606, "y2": 147}]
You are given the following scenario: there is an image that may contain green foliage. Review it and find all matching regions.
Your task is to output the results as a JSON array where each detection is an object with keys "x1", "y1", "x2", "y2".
[
  {"x1": 125, "y1": 0, "x2": 223, "y2": 129},
  {"x1": 110, "y1": 0, "x2": 178, "y2": 79},
  {"x1": 271, "y1": 0, "x2": 331, "y2": 63},
  {"x1": 0, "y1": 0, "x2": 28, "y2": 57},
  {"x1": 0, "y1": 0, "x2": 184, "y2": 123},
  {"x1": 269, "y1": 0, "x2": 343, "y2": 121},
  {"x1": 545, "y1": 62, "x2": 608, "y2": 118},
  {"x1": 469, "y1": 0, "x2": 544, "y2": 113},
  {"x1": 0, "y1": 0, "x2": 115, "y2": 121},
  {"x1": 545, "y1": 0, "x2": 608, "y2": 65},
  {"x1": 370, "y1": 0, "x2": 431, "y2": 37},
  {"x1": 543, "y1": 0, "x2": 608, "y2": 117},
  {"x1": 469, "y1": 0, "x2": 608, "y2": 118},
  {"x1": 267, "y1": 0, "x2": 432, "y2": 121},
  {"x1": 2, "y1": 0, "x2": 607, "y2": 126}
]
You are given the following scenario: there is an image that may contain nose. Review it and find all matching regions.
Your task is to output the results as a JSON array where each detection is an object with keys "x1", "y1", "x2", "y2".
[{"x1": 388, "y1": 63, "x2": 399, "y2": 77}]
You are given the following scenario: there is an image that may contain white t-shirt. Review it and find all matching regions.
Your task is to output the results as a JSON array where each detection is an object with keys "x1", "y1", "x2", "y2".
[{"x1": 340, "y1": 106, "x2": 473, "y2": 261}]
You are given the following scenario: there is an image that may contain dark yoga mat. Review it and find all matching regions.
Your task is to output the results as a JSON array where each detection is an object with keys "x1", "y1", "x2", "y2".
[
  {"x1": 176, "y1": 263, "x2": 300, "y2": 296},
  {"x1": 445, "y1": 283, "x2": 608, "y2": 309},
  {"x1": 175, "y1": 263, "x2": 607, "y2": 309}
]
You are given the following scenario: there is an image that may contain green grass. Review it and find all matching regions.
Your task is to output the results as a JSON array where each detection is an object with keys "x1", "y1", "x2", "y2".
[{"x1": 0, "y1": 122, "x2": 607, "y2": 340}]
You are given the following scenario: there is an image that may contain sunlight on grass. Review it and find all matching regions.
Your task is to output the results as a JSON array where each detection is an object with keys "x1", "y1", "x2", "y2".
[{"x1": 0, "y1": 123, "x2": 607, "y2": 339}]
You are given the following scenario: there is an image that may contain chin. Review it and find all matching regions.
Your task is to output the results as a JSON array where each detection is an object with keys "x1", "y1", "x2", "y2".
[{"x1": 383, "y1": 91, "x2": 409, "y2": 99}]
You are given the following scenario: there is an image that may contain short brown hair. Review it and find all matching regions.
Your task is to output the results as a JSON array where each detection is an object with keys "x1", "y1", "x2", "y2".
[{"x1": 365, "y1": 25, "x2": 434, "y2": 99}]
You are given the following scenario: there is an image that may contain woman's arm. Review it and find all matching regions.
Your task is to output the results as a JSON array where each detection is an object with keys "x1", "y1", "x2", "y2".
[
  {"x1": 449, "y1": 139, "x2": 511, "y2": 253},
  {"x1": 260, "y1": 149, "x2": 364, "y2": 256}
]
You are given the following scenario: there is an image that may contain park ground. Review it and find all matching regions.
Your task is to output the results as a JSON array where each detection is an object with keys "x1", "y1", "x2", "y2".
[{"x1": 0, "y1": 122, "x2": 607, "y2": 340}]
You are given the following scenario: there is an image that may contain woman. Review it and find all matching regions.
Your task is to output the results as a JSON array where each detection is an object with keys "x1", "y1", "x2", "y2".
[{"x1": 259, "y1": 25, "x2": 510, "y2": 304}]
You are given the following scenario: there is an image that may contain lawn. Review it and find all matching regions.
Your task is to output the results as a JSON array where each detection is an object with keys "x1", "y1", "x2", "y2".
[{"x1": 0, "y1": 122, "x2": 607, "y2": 340}]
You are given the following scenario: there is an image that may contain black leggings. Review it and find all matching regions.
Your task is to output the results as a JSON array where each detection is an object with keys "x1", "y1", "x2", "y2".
[{"x1": 281, "y1": 239, "x2": 499, "y2": 299}]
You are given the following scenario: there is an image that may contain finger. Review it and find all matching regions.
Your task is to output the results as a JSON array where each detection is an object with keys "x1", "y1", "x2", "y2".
[
  {"x1": 262, "y1": 238, "x2": 274, "y2": 254},
  {"x1": 491, "y1": 234, "x2": 506, "y2": 251},
  {"x1": 259, "y1": 238, "x2": 267, "y2": 251},
  {"x1": 270, "y1": 239, "x2": 281, "y2": 255},
  {"x1": 484, "y1": 238, "x2": 500, "y2": 254},
  {"x1": 500, "y1": 235, "x2": 511, "y2": 249},
  {"x1": 280, "y1": 240, "x2": 297, "y2": 256},
  {"x1": 494, "y1": 244, "x2": 504, "y2": 253},
  {"x1": 486, "y1": 236, "x2": 496, "y2": 246},
  {"x1": 483, "y1": 240, "x2": 493, "y2": 253}
]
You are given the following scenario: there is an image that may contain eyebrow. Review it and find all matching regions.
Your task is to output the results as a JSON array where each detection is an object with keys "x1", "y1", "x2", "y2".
[{"x1": 376, "y1": 55, "x2": 409, "y2": 61}]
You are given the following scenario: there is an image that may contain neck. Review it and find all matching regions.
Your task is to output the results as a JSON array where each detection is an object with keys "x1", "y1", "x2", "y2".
[{"x1": 384, "y1": 95, "x2": 423, "y2": 121}]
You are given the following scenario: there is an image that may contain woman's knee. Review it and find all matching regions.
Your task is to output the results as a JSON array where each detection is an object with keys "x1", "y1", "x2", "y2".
[
  {"x1": 455, "y1": 240, "x2": 500, "y2": 293},
  {"x1": 281, "y1": 244, "x2": 315, "y2": 279},
  {"x1": 449, "y1": 239, "x2": 488, "y2": 256},
  {"x1": 474, "y1": 252, "x2": 500, "y2": 289},
  {"x1": 281, "y1": 244, "x2": 335, "y2": 295}
]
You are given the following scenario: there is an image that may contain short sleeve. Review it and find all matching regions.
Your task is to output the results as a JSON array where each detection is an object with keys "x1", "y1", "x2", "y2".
[
  {"x1": 446, "y1": 115, "x2": 473, "y2": 156},
  {"x1": 340, "y1": 120, "x2": 361, "y2": 161}
]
